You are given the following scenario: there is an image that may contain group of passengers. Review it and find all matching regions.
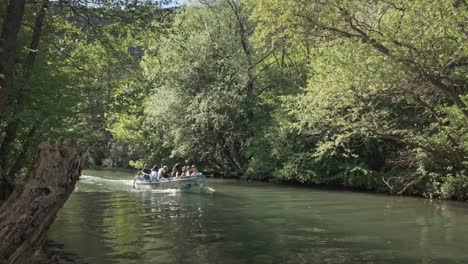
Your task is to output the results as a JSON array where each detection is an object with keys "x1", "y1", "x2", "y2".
[{"x1": 138, "y1": 163, "x2": 199, "y2": 182}]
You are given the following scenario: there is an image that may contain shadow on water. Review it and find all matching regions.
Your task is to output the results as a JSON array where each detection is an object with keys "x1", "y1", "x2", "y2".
[
  {"x1": 39, "y1": 240, "x2": 86, "y2": 264},
  {"x1": 47, "y1": 169, "x2": 468, "y2": 264}
]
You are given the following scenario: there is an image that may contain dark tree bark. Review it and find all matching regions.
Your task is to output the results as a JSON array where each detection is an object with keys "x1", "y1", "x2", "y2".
[
  {"x1": 0, "y1": 0, "x2": 26, "y2": 113},
  {"x1": 0, "y1": 139, "x2": 83, "y2": 264}
]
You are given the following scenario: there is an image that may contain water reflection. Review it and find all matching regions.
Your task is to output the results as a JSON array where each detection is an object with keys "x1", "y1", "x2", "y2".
[{"x1": 47, "y1": 170, "x2": 468, "y2": 264}]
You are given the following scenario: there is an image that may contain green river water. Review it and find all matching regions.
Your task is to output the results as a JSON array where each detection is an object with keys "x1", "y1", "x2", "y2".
[{"x1": 47, "y1": 169, "x2": 468, "y2": 264}]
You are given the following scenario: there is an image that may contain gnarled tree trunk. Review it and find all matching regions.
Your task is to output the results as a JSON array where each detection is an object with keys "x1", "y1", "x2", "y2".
[{"x1": 0, "y1": 139, "x2": 82, "y2": 264}]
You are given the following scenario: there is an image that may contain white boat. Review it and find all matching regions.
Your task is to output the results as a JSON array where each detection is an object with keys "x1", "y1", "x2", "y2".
[{"x1": 133, "y1": 173, "x2": 215, "y2": 194}]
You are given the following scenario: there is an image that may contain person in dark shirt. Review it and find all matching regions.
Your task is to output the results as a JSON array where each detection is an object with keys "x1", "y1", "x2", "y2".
[{"x1": 142, "y1": 164, "x2": 152, "y2": 175}]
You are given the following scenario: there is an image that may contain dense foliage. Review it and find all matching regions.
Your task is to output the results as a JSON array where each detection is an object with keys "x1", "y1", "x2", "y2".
[
  {"x1": 0, "y1": 0, "x2": 467, "y2": 200},
  {"x1": 249, "y1": 0, "x2": 468, "y2": 199},
  {"x1": 0, "y1": 0, "x2": 171, "y2": 198}
]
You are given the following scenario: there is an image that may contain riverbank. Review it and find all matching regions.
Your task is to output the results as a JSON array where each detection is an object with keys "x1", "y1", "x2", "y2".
[
  {"x1": 87, "y1": 166, "x2": 467, "y2": 202},
  {"x1": 205, "y1": 171, "x2": 468, "y2": 202}
]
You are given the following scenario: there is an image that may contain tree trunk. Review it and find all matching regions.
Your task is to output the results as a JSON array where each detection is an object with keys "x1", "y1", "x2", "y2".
[
  {"x1": 0, "y1": 139, "x2": 83, "y2": 264},
  {"x1": 0, "y1": 0, "x2": 26, "y2": 113}
]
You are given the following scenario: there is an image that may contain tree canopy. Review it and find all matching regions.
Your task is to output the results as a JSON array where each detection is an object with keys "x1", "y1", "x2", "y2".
[{"x1": 0, "y1": 0, "x2": 467, "y2": 200}]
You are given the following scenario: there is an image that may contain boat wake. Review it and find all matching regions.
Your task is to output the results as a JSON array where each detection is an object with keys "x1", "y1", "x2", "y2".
[
  {"x1": 80, "y1": 175, "x2": 133, "y2": 186},
  {"x1": 77, "y1": 175, "x2": 179, "y2": 193}
]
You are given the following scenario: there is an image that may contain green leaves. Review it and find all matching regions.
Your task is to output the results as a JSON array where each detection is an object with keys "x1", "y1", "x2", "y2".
[
  {"x1": 247, "y1": 0, "x2": 468, "y2": 198},
  {"x1": 6, "y1": 0, "x2": 463, "y2": 198}
]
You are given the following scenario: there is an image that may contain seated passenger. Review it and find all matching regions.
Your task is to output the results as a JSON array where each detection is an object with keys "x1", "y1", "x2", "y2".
[
  {"x1": 150, "y1": 165, "x2": 159, "y2": 180},
  {"x1": 171, "y1": 163, "x2": 181, "y2": 177},
  {"x1": 185, "y1": 165, "x2": 192, "y2": 176},
  {"x1": 157, "y1": 165, "x2": 168, "y2": 180},
  {"x1": 190, "y1": 165, "x2": 199, "y2": 175},
  {"x1": 180, "y1": 166, "x2": 187, "y2": 177},
  {"x1": 164, "y1": 166, "x2": 171, "y2": 178},
  {"x1": 157, "y1": 167, "x2": 163, "y2": 180},
  {"x1": 142, "y1": 164, "x2": 152, "y2": 175}
]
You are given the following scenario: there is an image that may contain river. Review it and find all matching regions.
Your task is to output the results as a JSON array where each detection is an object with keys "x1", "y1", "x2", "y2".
[{"x1": 47, "y1": 169, "x2": 468, "y2": 264}]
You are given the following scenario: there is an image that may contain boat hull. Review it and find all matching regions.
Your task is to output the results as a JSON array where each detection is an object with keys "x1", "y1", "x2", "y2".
[{"x1": 134, "y1": 174, "x2": 215, "y2": 194}]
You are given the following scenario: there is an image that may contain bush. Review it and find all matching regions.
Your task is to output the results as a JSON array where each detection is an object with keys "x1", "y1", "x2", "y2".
[{"x1": 440, "y1": 171, "x2": 468, "y2": 201}]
